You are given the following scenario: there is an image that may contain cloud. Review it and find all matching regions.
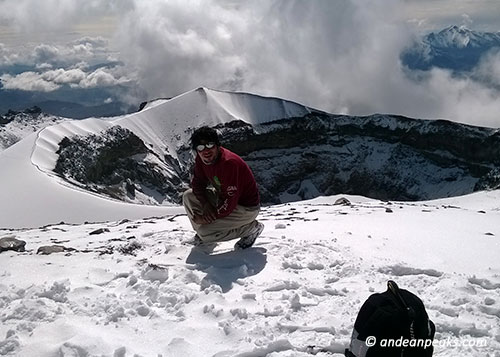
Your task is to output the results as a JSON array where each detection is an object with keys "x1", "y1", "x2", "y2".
[
  {"x1": 401, "y1": 0, "x2": 500, "y2": 32},
  {"x1": 397, "y1": 68, "x2": 500, "y2": 127},
  {"x1": 79, "y1": 68, "x2": 130, "y2": 88},
  {"x1": 30, "y1": 38, "x2": 114, "y2": 66},
  {"x1": 114, "y1": 1, "x2": 408, "y2": 109},
  {"x1": 70, "y1": 37, "x2": 109, "y2": 49},
  {"x1": 33, "y1": 44, "x2": 60, "y2": 63},
  {"x1": 113, "y1": 0, "x2": 246, "y2": 98},
  {"x1": 66, "y1": 37, "x2": 112, "y2": 61},
  {"x1": 0, "y1": 0, "x2": 134, "y2": 34},
  {"x1": 0, "y1": 37, "x2": 115, "y2": 69},
  {"x1": 0, "y1": 37, "x2": 117, "y2": 69},
  {"x1": 0, "y1": 67, "x2": 130, "y2": 92},
  {"x1": 35, "y1": 63, "x2": 53, "y2": 70},
  {"x1": 474, "y1": 49, "x2": 500, "y2": 88},
  {"x1": 110, "y1": 0, "x2": 500, "y2": 128},
  {"x1": 42, "y1": 68, "x2": 86, "y2": 85},
  {"x1": 0, "y1": 72, "x2": 59, "y2": 92},
  {"x1": 0, "y1": 43, "x2": 21, "y2": 66}
]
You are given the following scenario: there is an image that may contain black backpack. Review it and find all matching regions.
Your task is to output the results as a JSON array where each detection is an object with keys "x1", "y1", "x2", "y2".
[{"x1": 345, "y1": 280, "x2": 435, "y2": 357}]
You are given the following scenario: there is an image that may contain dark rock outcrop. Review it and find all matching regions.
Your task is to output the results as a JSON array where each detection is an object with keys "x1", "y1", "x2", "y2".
[
  {"x1": 0, "y1": 237, "x2": 26, "y2": 253},
  {"x1": 37, "y1": 245, "x2": 73, "y2": 255},
  {"x1": 54, "y1": 126, "x2": 186, "y2": 204},
  {"x1": 1, "y1": 107, "x2": 43, "y2": 126},
  {"x1": 220, "y1": 113, "x2": 500, "y2": 203},
  {"x1": 89, "y1": 228, "x2": 110, "y2": 235}
]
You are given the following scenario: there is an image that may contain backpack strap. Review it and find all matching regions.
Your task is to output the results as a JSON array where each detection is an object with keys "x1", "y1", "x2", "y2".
[
  {"x1": 387, "y1": 280, "x2": 413, "y2": 312},
  {"x1": 387, "y1": 280, "x2": 416, "y2": 339}
]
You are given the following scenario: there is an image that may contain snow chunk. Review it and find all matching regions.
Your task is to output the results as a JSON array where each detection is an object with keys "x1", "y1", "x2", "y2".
[
  {"x1": 468, "y1": 276, "x2": 500, "y2": 290},
  {"x1": 37, "y1": 280, "x2": 70, "y2": 302},
  {"x1": 141, "y1": 264, "x2": 169, "y2": 283},
  {"x1": 264, "y1": 281, "x2": 300, "y2": 292},
  {"x1": 378, "y1": 265, "x2": 443, "y2": 277},
  {"x1": 234, "y1": 339, "x2": 294, "y2": 356}
]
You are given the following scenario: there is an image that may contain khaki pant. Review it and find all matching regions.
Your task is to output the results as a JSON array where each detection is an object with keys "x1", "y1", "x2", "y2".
[{"x1": 182, "y1": 189, "x2": 260, "y2": 243}]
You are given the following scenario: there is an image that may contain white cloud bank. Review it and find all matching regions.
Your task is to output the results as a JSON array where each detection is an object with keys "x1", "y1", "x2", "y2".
[
  {"x1": 0, "y1": 67, "x2": 130, "y2": 92},
  {"x1": 1, "y1": 0, "x2": 500, "y2": 127},
  {"x1": 0, "y1": 36, "x2": 113, "y2": 68}
]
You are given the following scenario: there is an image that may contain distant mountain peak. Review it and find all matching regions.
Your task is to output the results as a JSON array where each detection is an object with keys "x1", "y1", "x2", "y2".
[
  {"x1": 441, "y1": 25, "x2": 470, "y2": 33},
  {"x1": 401, "y1": 25, "x2": 500, "y2": 72},
  {"x1": 432, "y1": 25, "x2": 473, "y2": 48},
  {"x1": 428, "y1": 25, "x2": 500, "y2": 48}
]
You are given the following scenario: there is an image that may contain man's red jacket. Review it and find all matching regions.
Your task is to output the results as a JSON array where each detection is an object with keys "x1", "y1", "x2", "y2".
[{"x1": 191, "y1": 147, "x2": 260, "y2": 218}]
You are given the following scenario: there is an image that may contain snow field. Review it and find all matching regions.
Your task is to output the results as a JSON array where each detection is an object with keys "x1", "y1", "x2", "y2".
[{"x1": 0, "y1": 194, "x2": 499, "y2": 356}]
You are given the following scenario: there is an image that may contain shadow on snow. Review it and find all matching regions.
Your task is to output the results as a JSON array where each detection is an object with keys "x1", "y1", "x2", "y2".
[{"x1": 186, "y1": 246, "x2": 268, "y2": 293}]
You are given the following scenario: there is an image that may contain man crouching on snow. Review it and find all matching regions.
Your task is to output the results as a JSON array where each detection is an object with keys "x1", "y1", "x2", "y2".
[{"x1": 182, "y1": 126, "x2": 264, "y2": 249}]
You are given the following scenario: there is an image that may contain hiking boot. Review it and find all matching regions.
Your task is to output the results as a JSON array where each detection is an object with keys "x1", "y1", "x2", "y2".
[{"x1": 235, "y1": 221, "x2": 264, "y2": 250}]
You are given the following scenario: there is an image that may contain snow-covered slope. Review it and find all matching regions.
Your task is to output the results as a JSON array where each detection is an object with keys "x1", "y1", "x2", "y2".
[
  {"x1": 115, "y1": 87, "x2": 314, "y2": 156},
  {"x1": 30, "y1": 87, "x2": 312, "y2": 173},
  {"x1": 0, "y1": 131, "x2": 181, "y2": 229},
  {"x1": 0, "y1": 88, "x2": 315, "y2": 228},
  {"x1": 0, "y1": 192, "x2": 499, "y2": 356}
]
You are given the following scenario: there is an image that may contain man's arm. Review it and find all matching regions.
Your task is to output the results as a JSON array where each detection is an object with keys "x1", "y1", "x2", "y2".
[
  {"x1": 191, "y1": 160, "x2": 208, "y2": 205},
  {"x1": 190, "y1": 158, "x2": 217, "y2": 224}
]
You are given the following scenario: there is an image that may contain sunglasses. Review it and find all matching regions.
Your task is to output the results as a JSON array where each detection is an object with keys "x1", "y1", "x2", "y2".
[{"x1": 196, "y1": 142, "x2": 216, "y2": 152}]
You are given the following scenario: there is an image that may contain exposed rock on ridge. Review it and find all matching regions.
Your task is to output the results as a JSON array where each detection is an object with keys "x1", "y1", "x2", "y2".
[
  {"x1": 219, "y1": 113, "x2": 500, "y2": 203},
  {"x1": 0, "y1": 106, "x2": 65, "y2": 151},
  {"x1": 52, "y1": 112, "x2": 500, "y2": 205},
  {"x1": 54, "y1": 126, "x2": 187, "y2": 204}
]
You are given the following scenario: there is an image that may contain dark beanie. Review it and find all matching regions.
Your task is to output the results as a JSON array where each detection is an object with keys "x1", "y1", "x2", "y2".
[{"x1": 190, "y1": 126, "x2": 221, "y2": 150}]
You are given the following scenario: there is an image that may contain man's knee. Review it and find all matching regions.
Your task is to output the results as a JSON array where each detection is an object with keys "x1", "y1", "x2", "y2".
[{"x1": 182, "y1": 189, "x2": 196, "y2": 207}]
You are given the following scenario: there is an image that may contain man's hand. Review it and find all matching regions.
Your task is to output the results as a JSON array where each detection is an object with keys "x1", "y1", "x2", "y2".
[{"x1": 193, "y1": 205, "x2": 217, "y2": 224}]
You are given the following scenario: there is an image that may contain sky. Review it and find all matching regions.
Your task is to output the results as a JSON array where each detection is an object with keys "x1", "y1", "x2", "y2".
[{"x1": 1, "y1": 0, "x2": 500, "y2": 127}]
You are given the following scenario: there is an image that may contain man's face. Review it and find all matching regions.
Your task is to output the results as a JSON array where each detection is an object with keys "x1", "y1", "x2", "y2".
[{"x1": 196, "y1": 141, "x2": 219, "y2": 165}]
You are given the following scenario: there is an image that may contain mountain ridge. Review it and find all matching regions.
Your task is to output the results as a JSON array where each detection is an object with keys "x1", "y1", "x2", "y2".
[
  {"x1": 1, "y1": 87, "x2": 500, "y2": 228},
  {"x1": 428, "y1": 25, "x2": 500, "y2": 48}
]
